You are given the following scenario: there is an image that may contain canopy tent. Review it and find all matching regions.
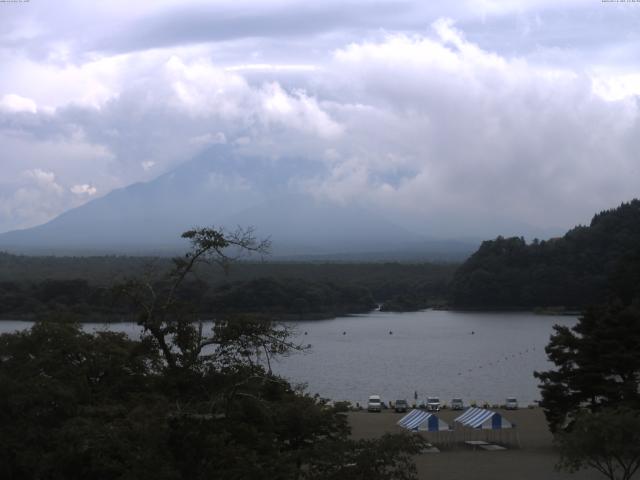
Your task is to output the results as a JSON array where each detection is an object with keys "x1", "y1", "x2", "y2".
[
  {"x1": 454, "y1": 407, "x2": 513, "y2": 430},
  {"x1": 397, "y1": 409, "x2": 450, "y2": 432}
]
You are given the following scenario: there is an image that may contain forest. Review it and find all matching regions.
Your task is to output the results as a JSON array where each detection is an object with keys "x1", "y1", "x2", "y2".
[
  {"x1": 449, "y1": 200, "x2": 640, "y2": 310},
  {"x1": 1, "y1": 200, "x2": 640, "y2": 320},
  {"x1": 0, "y1": 228, "x2": 424, "y2": 480},
  {"x1": 2, "y1": 202, "x2": 640, "y2": 479},
  {"x1": 0, "y1": 254, "x2": 455, "y2": 320}
]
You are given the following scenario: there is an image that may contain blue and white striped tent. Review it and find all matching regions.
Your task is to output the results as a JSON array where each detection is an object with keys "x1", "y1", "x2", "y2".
[
  {"x1": 397, "y1": 409, "x2": 450, "y2": 432},
  {"x1": 454, "y1": 407, "x2": 513, "y2": 430}
]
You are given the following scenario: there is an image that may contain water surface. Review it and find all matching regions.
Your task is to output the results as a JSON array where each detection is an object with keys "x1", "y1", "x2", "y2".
[
  {"x1": 274, "y1": 310, "x2": 575, "y2": 406},
  {"x1": 0, "y1": 310, "x2": 575, "y2": 406}
]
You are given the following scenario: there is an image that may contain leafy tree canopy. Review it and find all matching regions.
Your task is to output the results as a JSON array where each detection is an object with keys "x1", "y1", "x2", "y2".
[
  {"x1": 451, "y1": 199, "x2": 640, "y2": 309},
  {"x1": 0, "y1": 226, "x2": 423, "y2": 480},
  {"x1": 535, "y1": 298, "x2": 640, "y2": 432},
  {"x1": 556, "y1": 407, "x2": 640, "y2": 480}
]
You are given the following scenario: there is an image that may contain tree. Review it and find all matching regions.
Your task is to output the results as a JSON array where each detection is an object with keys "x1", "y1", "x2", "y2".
[
  {"x1": 0, "y1": 322, "x2": 170, "y2": 480},
  {"x1": 533, "y1": 234, "x2": 640, "y2": 479},
  {"x1": 534, "y1": 298, "x2": 640, "y2": 432},
  {"x1": 556, "y1": 407, "x2": 640, "y2": 480},
  {"x1": 450, "y1": 200, "x2": 640, "y2": 310},
  {"x1": 1, "y1": 226, "x2": 423, "y2": 480},
  {"x1": 117, "y1": 226, "x2": 275, "y2": 372},
  {"x1": 304, "y1": 434, "x2": 424, "y2": 480}
]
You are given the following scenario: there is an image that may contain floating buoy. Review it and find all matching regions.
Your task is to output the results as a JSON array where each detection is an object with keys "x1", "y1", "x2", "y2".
[
  {"x1": 304, "y1": 331, "x2": 308, "y2": 335},
  {"x1": 389, "y1": 331, "x2": 393, "y2": 335},
  {"x1": 343, "y1": 331, "x2": 346, "y2": 335}
]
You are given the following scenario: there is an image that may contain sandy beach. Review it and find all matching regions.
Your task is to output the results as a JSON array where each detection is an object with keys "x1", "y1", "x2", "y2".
[{"x1": 348, "y1": 408, "x2": 619, "y2": 480}]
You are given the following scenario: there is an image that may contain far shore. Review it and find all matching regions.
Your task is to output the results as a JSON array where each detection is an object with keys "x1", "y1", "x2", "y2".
[{"x1": 0, "y1": 305, "x2": 582, "y2": 324}]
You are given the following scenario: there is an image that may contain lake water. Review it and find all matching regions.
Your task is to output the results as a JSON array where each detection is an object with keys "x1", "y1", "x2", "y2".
[{"x1": 0, "y1": 310, "x2": 576, "y2": 406}]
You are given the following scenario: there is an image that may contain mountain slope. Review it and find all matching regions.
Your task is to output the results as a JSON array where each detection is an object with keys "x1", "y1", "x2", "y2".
[
  {"x1": 0, "y1": 145, "x2": 436, "y2": 256},
  {"x1": 449, "y1": 199, "x2": 640, "y2": 309}
]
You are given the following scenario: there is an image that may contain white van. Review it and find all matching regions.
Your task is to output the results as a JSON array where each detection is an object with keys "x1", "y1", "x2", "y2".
[
  {"x1": 426, "y1": 396, "x2": 441, "y2": 412},
  {"x1": 505, "y1": 397, "x2": 518, "y2": 410},
  {"x1": 367, "y1": 395, "x2": 382, "y2": 412}
]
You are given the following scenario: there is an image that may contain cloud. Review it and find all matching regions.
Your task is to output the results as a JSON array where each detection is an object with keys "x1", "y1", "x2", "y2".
[
  {"x1": 0, "y1": 169, "x2": 65, "y2": 231},
  {"x1": 0, "y1": 3, "x2": 638, "y2": 238},
  {"x1": 161, "y1": 56, "x2": 341, "y2": 138},
  {"x1": 0, "y1": 51, "x2": 344, "y2": 231},
  {"x1": 303, "y1": 20, "x2": 640, "y2": 234},
  {"x1": 260, "y1": 83, "x2": 343, "y2": 138},
  {"x1": 0, "y1": 130, "x2": 117, "y2": 231},
  {"x1": 592, "y1": 73, "x2": 640, "y2": 102},
  {"x1": 89, "y1": 1, "x2": 411, "y2": 54},
  {"x1": 225, "y1": 64, "x2": 319, "y2": 73},
  {"x1": 189, "y1": 132, "x2": 227, "y2": 146},
  {"x1": 70, "y1": 183, "x2": 97, "y2": 195},
  {"x1": 141, "y1": 161, "x2": 156, "y2": 171},
  {"x1": 23, "y1": 168, "x2": 64, "y2": 194},
  {"x1": 0, "y1": 94, "x2": 38, "y2": 113}
]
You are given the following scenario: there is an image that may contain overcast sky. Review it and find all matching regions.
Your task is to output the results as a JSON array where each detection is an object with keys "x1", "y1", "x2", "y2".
[{"x1": 1, "y1": 0, "x2": 639, "y2": 237}]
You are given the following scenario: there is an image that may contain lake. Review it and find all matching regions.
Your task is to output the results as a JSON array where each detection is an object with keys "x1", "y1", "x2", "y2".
[{"x1": 0, "y1": 310, "x2": 575, "y2": 407}]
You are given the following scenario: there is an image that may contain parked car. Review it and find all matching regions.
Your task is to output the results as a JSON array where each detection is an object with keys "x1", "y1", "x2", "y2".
[
  {"x1": 426, "y1": 396, "x2": 441, "y2": 412},
  {"x1": 451, "y1": 397, "x2": 464, "y2": 410},
  {"x1": 368, "y1": 395, "x2": 382, "y2": 412},
  {"x1": 505, "y1": 397, "x2": 518, "y2": 410},
  {"x1": 394, "y1": 399, "x2": 409, "y2": 413}
]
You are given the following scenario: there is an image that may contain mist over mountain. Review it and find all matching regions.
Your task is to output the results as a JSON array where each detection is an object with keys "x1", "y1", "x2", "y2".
[{"x1": 0, "y1": 145, "x2": 481, "y2": 259}]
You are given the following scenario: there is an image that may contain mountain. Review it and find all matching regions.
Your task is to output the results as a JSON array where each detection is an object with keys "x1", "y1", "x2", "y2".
[
  {"x1": 0, "y1": 145, "x2": 475, "y2": 259},
  {"x1": 449, "y1": 199, "x2": 640, "y2": 309}
]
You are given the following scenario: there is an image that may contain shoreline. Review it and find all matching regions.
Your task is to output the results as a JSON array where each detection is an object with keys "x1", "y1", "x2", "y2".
[
  {"x1": 348, "y1": 407, "x2": 606, "y2": 480},
  {"x1": 0, "y1": 306, "x2": 581, "y2": 323}
]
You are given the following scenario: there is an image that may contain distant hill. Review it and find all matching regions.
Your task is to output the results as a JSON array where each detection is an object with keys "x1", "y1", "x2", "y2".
[
  {"x1": 450, "y1": 200, "x2": 640, "y2": 309},
  {"x1": 0, "y1": 251, "x2": 458, "y2": 320},
  {"x1": 0, "y1": 145, "x2": 475, "y2": 261}
]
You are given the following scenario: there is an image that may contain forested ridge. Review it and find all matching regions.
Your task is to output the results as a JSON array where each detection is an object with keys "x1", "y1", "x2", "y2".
[
  {"x1": 531, "y1": 207, "x2": 640, "y2": 480},
  {"x1": 450, "y1": 199, "x2": 640, "y2": 309},
  {"x1": 0, "y1": 256, "x2": 455, "y2": 320},
  {"x1": 2, "y1": 200, "x2": 640, "y2": 318}
]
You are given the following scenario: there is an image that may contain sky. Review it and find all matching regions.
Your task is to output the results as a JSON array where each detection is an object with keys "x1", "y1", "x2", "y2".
[{"x1": 1, "y1": 0, "x2": 639, "y2": 237}]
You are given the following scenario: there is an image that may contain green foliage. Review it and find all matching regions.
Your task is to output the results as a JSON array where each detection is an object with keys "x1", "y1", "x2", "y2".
[
  {"x1": 0, "y1": 227, "x2": 422, "y2": 479},
  {"x1": 0, "y1": 279, "x2": 122, "y2": 321},
  {"x1": 535, "y1": 212, "x2": 640, "y2": 431},
  {"x1": 556, "y1": 407, "x2": 640, "y2": 480},
  {"x1": 0, "y1": 322, "x2": 168, "y2": 479},
  {"x1": 450, "y1": 199, "x2": 640, "y2": 309},
  {"x1": 207, "y1": 277, "x2": 376, "y2": 317},
  {"x1": 304, "y1": 433, "x2": 425, "y2": 480},
  {"x1": 379, "y1": 293, "x2": 431, "y2": 312},
  {"x1": 0, "y1": 242, "x2": 455, "y2": 321},
  {"x1": 535, "y1": 298, "x2": 640, "y2": 432},
  {"x1": 532, "y1": 204, "x2": 640, "y2": 478}
]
